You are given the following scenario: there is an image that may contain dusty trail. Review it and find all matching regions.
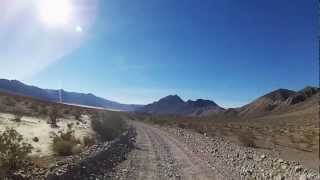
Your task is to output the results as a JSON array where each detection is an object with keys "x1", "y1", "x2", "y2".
[{"x1": 110, "y1": 121, "x2": 225, "y2": 180}]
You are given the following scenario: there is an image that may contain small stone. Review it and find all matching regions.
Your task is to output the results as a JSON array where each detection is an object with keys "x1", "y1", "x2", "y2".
[
  {"x1": 246, "y1": 169, "x2": 253, "y2": 175},
  {"x1": 299, "y1": 174, "x2": 307, "y2": 180},
  {"x1": 277, "y1": 159, "x2": 284, "y2": 164},
  {"x1": 277, "y1": 175, "x2": 285, "y2": 180},
  {"x1": 33, "y1": 137, "x2": 39, "y2": 142},
  {"x1": 295, "y1": 166, "x2": 303, "y2": 173},
  {"x1": 281, "y1": 164, "x2": 287, "y2": 170},
  {"x1": 261, "y1": 154, "x2": 266, "y2": 159}
]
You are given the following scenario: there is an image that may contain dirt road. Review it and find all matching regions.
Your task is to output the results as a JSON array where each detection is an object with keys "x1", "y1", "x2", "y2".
[
  {"x1": 109, "y1": 121, "x2": 225, "y2": 180},
  {"x1": 105, "y1": 121, "x2": 319, "y2": 180}
]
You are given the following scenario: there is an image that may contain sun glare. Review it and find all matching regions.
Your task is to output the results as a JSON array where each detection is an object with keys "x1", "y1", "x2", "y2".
[{"x1": 38, "y1": 0, "x2": 72, "y2": 26}]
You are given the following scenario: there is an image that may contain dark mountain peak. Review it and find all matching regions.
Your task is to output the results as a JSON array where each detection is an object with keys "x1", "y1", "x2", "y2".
[
  {"x1": 263, "y1": 88, "x2": 296, "y2": 101},
  {"x1": 187, "y1": 99, "x2": 218, "y2": 108},
  {"x1": 159, "y1": 95, "x2": 184, "y2": 104},
  {"x1": 140, "y1": 95, "x2": 224, "y2": 116}
]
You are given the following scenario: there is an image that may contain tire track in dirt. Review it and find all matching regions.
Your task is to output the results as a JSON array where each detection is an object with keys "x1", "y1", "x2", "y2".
[{"x1": 111, "y1": 122, "x2": 225, "y2": 180}]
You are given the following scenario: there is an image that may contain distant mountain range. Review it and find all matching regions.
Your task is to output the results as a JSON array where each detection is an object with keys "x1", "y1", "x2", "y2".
[
  {"x1": 138, "y1": 86, "x2": 319, "y2": 117},
  {"x1": 0, "y1": 79, "x2": 142, "y2": 111},
  {"x1": 0, "y1": 79, "x2": 318, "y2": 116},
  {"x1": 138, "y1": 95, "x2": 225, "y2": 116}
]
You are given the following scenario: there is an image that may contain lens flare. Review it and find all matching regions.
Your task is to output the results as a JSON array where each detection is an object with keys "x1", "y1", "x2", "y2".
[{"x1": 37, "y1": 0, "x2": 72, "y2": 26}]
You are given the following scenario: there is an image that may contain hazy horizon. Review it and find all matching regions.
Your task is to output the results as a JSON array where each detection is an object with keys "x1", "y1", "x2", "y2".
[{"x1": 1, "y1": 0, "x2": 318, "y2": 107}]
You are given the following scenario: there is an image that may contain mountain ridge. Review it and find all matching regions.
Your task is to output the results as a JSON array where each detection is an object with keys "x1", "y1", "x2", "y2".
[
  {"x1": 0, "y1": 79, "x2": 142, "y2": 111},
  {"x1": 138, "y1": 94, "x2": 225, "y2": 116}
]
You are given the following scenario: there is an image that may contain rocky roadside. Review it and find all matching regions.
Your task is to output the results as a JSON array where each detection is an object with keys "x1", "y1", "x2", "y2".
[
  {"x1": 162, "y1": 126, "x2": 320, "y2": 180},
  {"x1": 5, "y1": 127, "x2": 136, "y2": 180},
  {"x1": 104, "y1": 124, "x2": 182, "y2": 180},
  {"x1": 45, "y1": 127, "x2": 136, "y2": 180}
]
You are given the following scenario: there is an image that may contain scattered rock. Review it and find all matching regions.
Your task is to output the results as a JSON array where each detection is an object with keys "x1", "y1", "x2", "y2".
[{"x1": 33, "y1": 136, "x2": 39, "y2": 142}]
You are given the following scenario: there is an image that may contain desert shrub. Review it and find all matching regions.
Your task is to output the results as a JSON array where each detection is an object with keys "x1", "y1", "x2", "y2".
[
  {"x1": 12, "y1": 110, "x2": 23, "y2": 122},
  {"x1": 39, "y1": 107, "x2": 48, "y2": 116},
  {"x1": 48, "y1": 108, "x2": 61, "y2": 128},
  {"x1": 91, "y1": 112, "x2": 127, "y2": 141},
  {"x1": 63, "y1": 109, "x2": 70, "y2": 115},
  {"x1": 52, "y1": 127, "x2": 81, "y2": 156},
  {"x1": 83, "y1": 136, "x2": 96, "y2": 147},
  {"x1": 72, "y1": 110, "x2": 82, "y2": 121},
  {"x1": 3, "y1": 97, "x2": 15, "y2": 107},
  {"x1": 29, "y1": 103, "x2": 39, "y2": 112},
  {"x1": 0, "y1": 128, "x2": 33, "y2": 176}
]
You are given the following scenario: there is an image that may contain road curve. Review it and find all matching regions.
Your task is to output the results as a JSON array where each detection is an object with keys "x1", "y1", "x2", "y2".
[{"x1": 109, "y1": 121, "x2": 225, "y2": 180}]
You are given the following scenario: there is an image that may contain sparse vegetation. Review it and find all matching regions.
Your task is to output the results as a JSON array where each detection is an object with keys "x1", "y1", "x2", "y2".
[
  {"x1": 91, "y1": 112, "x2": 127, "y2": 141},
  {"x1": 29, "y1": 103, "x2": 39, "y2": 112},
  {"x1": 52, "y1": 126, "x2": 81, "y2": 156},
  {"x1": 48, "y1": 108, "x2": 61, "y2": 128},
  {"x1": 3, "y1": 97, "x2": 16, "y2": 107},
  {"x1": 0, "y1": 128, "x2": 33, "y2": 176},
  {"x1": 12, "y1": 110, "x2": 23, "y2": 122},
  {"x1": 39, "y1": 107, "x2": 48, "y2": 116},
  {"x1": 72, "y1": 110, "x2": 82, "y2": 121}
]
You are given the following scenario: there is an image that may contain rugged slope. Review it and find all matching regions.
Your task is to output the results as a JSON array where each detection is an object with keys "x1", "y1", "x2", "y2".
[
  {"x1": 0, "y1": 79, "x2": 142, "y2": 111},
  {"x1": 237, "y1": 87, "x2": 319, "y2": 117},
  {"x1": 139, "y1": 95, "x2": 224, "y2": 116}
]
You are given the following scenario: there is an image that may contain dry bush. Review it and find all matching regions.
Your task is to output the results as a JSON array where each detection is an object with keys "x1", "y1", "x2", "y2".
[
  {"x1": 12, "y1": 110, "x2": 23, "y2": 122},
  {"x1": 0, "y1": 128, "x2": 33, "y2": 176},
  {"x1": 52, "y1": 127, "x2": 81, "y2": 156},
  {"x1": 48, "y1": 108, "x2": 61, "y2": 128},
  {"x1": 39, "y1": 107, "x2": 48, "y2": 116},
  {"x1": 63, "y1": 109, "x2": 70, "y2": 115},
  {"x1": 72, "y1": 110, "x2": 82, "y2": 121},
  {"x1": 29, "y1": 103, "x2": 39, "y2": 112},
  {"x1": 83, "y1": 136, "x2": 96, "y2": 147},
  {"x1": 91, "y1": 112, "x2": 127, "y2": 141}
]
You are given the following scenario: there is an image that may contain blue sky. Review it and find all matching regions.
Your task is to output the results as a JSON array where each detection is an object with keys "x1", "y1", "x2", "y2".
[{"x1": 1, "y1": 0, "x2": 318, "y2": 107}]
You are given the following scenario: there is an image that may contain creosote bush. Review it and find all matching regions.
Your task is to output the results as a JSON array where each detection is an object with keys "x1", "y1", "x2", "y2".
[
  {"x1": 72, "y1": 110, "x2": 82, "y2": 121},
  {"x1": 49, "y1": 108, "x2": 61, "y2": 128},
  {"x1": 91, "y1": 112, "x2": 127, "y2": 141},
  {"x1": 0, "y1": 128, "x2": 33, "y2": 176},
  {"x1": 52, "y1": 126, "x2": 81, "y2": 156},
  {"x1": 12, "y1": 110, "x2": 23, "y2": 122}
]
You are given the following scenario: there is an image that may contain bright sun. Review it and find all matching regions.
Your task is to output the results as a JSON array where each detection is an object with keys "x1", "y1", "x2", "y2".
[{"x1": 38, "y1": 0, "x2": 72, "y2": 26}]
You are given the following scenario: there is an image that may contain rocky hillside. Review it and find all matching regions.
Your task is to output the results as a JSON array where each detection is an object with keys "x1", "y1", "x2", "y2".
[
  {"x1": 138, "y1": 95, "x2": 224, "y2": 116},
  {"x1": 237, "y1": 86, "x2": 319, "y2": 117}
]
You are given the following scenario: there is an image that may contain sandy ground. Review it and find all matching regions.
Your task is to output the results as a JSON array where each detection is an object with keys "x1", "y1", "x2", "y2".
[{"x1": 0, "y1": 113, "x2": 94, "y2": 157}]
